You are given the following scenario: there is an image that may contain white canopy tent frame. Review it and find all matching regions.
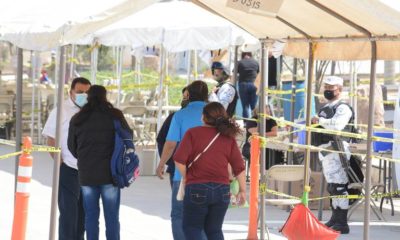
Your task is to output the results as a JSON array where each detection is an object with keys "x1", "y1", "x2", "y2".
[
  {"x1": 1, "y1": 2, "x2": 158, "y2": 240},
  {"x1": 193, "y1": 0, "x2": 400, "y2": 239}
]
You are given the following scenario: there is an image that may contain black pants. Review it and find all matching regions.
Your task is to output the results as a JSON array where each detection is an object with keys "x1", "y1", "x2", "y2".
[{"x1": 58, "y1": 163, "x2": 85, "y2": 240}]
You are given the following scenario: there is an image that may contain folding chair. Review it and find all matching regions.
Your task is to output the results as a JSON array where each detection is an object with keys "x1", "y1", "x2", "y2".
[
  {"x1": 259, "y1": 165, "x2": 308, "y2": 239},
  {"x1": 347, "y1": 134, "x2": 391, "y2": 221},
  {"x1": 265, "y1": 165, "x2": 306, "y2": 206},
  {"x1": 373, "y1": 132, "x2": 395, "y2": 216}
]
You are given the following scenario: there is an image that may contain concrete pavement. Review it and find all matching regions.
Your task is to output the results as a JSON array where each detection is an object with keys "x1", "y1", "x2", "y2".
[{"x1": 1, "y1": 145, "x2": 400, "y2": 239}]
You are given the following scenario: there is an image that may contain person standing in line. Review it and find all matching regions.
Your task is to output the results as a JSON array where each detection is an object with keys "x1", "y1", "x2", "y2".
[
  {"x1": 174, "y1": 102, "x2": 246, "y2": 240},
  {"x1": 209, "y1": 61, "x2": 238, "y2": 117},
  {"x1": 68, "y1": 85, "x2": 131, "y2": 240},
  {"x1": 156, "y1": 87, "x2": 189, "y2": 187},
  {"x1": 156, "y1": 80, "x2": 209, "y2": 240},
  {"x1": 237, "y1": 52, "x2": 259, "y2": 119},
  {"x1": 42, "y1": 77, "x2": 91, "y2": 240}
]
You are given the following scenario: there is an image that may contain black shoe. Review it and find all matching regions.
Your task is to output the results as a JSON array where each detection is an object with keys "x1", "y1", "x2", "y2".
[
  {"x1": 330, "y1": 209, "x2": 350, "y2": 234},
  {"x1": 331, "y1": 224, "x2": 350, "y2": 234},
  {"x1": 325, "y1": 209, "x2": 338, "y2": 227}
]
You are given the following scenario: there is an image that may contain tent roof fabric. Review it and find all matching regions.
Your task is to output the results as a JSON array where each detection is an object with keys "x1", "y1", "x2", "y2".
[
  {"x1": 0, "y1": 0, "x2": 157, "y2": 51},
  {"x1": 77, "y1": 1, "x2": 259, "y2": 52},
  {"x1": 194, "y1": 0, "x2": 400, "y2": 60}
]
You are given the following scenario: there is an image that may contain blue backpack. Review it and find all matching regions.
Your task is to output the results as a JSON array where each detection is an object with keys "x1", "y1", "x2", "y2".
[{"x1": 110, "y1": 120, "x2": 140, "y2": 188}]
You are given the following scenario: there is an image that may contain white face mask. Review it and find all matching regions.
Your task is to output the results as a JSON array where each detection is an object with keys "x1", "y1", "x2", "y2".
[{"x1": 74, "y1": 93, "x2": 88, "y2": 107}]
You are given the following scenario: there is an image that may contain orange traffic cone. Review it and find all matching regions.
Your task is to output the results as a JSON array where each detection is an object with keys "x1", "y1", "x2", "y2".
[
  {"x1": 247, "y1": 135, "x2": 260, "y2": 240},
  {"x1": 11, "y1": 137, "x2": 33, "y2": 240}
]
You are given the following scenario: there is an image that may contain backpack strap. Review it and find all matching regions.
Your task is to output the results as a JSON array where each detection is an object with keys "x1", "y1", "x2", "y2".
[
  {"x1": 187, "y1": 133, "x2": 220, "y2": 169},
  {"x1": 114, "y1": 119, "x2": 135, "y2": 150}
]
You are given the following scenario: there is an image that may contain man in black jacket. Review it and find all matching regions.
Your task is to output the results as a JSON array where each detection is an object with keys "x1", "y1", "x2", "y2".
[{"x1": 156, "y1": 87, "x2": 189, "y2": 187}]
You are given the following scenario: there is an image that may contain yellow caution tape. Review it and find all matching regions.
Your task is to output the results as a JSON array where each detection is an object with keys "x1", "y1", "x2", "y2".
[
  {"x1": 261, "y1": 137, "x2": 400, "y2": 163},
  {"x1": 0, "y1": 151, "x2": 23, "y2": 161},
  {"x1": 0, "y1": 138, "x2": 61, "y2": 160},
  {"x1": 105, "y1": 80, "x2": 187, "y2": 91},
  {"x1": 0, "y1": 139, "x2": 17, "y2": 147},
  {"x1": 260, "y1": 186, "x2": 400, "y2": 201},
  {"x1": 31, "y1": 146, "x2": 61, "y2": 153},
  {"x1": 259, "y1": 113, "x2": 400, "y2": 144},
  {"x1": 266, "y1": 88, "x2": 305, "y2": 95}
]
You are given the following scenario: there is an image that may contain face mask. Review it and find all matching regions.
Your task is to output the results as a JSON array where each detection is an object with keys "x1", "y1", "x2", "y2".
[
  {"x1": 323, "y1": 90, "x2": 335, "y2": 100},
  {"x1": 74, "y1": 93, "x2": 88, "y2": 107}
]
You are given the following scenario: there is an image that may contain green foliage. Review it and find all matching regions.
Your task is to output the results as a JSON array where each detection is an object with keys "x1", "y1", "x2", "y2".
[{"x1": 79, "y1": 68, "x2": 188, "y2": 106}]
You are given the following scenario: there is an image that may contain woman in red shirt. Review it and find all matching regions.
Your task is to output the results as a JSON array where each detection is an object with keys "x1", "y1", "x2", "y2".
[{"x1": 174, "y1": 102, "x2": 246, "y2": 240}]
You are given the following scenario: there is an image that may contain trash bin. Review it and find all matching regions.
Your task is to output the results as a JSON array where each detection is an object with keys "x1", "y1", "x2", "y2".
[{"x1": 282, "y1": 80, "x2": 315, "y2": 121}]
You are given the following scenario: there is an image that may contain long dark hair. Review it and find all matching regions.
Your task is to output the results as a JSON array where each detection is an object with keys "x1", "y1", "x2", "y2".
[
  {"x1": 203, "y1": 102, "x2": 241, "y2": 138},
  {"x1": 72, "y1": 85, "x2": 129, "y2": 128}
]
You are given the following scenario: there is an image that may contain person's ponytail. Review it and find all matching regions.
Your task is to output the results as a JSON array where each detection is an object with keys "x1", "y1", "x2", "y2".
[{"x1": 203, "y1": 102, "x2": 241, "y2": 138}]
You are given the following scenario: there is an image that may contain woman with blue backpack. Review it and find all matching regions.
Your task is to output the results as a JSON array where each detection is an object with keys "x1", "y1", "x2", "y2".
[{"x1": 68, "y1": 85, "x2": 131, "y2": 240}]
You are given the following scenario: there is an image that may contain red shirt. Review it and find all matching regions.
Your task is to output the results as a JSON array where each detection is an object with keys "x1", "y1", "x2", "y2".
[{"x1": 174, "y1": 126, "x2": 245, "y2": 185}]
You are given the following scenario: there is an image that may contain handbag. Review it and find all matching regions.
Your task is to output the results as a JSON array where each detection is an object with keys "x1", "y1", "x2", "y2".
[{"x1": 176, "y1": 132, "x2": 220, "y2": 201}]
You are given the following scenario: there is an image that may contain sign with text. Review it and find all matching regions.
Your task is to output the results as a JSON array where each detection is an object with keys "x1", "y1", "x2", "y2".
[{"x1": 226, "y1": 0, "x2": 283, "y2": 16}]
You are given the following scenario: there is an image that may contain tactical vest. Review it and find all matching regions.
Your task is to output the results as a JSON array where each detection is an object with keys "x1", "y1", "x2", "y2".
[
  {"x1": 216, "y1": 82, "x2": 238, "y2": 117},
  {"x1": 311, "y1": 101, "x2": 357, "y2": 146}
]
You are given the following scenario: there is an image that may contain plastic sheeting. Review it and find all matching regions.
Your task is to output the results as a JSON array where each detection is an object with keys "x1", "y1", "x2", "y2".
[{"x1": 280, "y1": 204, "x2": 340, "y2": 240}]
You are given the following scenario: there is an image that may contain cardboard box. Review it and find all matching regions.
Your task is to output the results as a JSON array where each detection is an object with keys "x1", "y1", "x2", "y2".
[{"x1": 268, "y1": 171, "x2": 330, "y2": 210}]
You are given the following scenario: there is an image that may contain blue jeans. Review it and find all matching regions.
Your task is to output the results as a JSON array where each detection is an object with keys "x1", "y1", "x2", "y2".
[
  {"x1": 58, "y1": 163, "x2": 85, "y2": 240},
  {"x1": 171, "y1": 181, "x2": 185, "y2": 240},
  {"x1": 239, "y1": 82, "x2": 258, "y2": 119},
  {"x1": 183, "y1": 183, "x2": 230, "y2": 240},
  {"x1": 81, "y1": 184, "x2": 120, "y2": 240}
]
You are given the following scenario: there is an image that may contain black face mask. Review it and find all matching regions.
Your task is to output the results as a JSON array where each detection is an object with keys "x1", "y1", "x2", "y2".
[{"x1": 324, "y1": 90, "x2": 335, "y2": 100}]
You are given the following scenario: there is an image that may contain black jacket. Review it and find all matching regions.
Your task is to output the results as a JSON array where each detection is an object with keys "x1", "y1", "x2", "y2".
[
  {"x1": 156, "y1": 112, "x2": 175, "y2": 174},
  {"x1": 68, "y1": 108, "x2": 128, "y2": 186}
]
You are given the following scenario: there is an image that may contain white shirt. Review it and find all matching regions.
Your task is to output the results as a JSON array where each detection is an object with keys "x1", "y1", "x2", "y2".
[
  {"x1": 318, "y1": 99, "x2": 353, "y2": 183},
  {"x1": 208, "y1": 82, "x2": 236, "y2": 110},
  {"x1": 42, "y1": 97, "x2": 80, "y2": 169}
]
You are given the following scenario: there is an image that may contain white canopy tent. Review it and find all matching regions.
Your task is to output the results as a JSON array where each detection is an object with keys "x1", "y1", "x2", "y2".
[
  {"x1": 73, "y1": 1, "x2": 260, "y2": 134},
  {"x1": 0, "y1": 1, "x2": 157, "y2": 239},
  {"x1": 193, "y1": 1, "x2": 400, "y2": 240},
  {"x1": 75, "y1": 1, "x2": 258, "y2": 51},
  {"x1": 195, "y1": 0, "x2": 400, "y2": 60},
  {"x1": 0, "y1": 0, "x2": 158, "y2": 51}
]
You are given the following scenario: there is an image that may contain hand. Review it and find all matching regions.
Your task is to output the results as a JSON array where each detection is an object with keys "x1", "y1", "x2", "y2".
[
  {"x1": 212, "y1": 86, "x2": 219, "y2": 93},
  {"x1": 311, "y1": 116, "x2": 319, "y2": 124},
  {"x1": 236, "y1": 191, "x2": 247, "y2": 206},
  {"x1": 156, "y1": 163, "x2": 165, "y2": 179}
]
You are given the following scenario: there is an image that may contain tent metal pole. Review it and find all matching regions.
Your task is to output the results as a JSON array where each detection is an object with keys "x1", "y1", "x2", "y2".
[
  {"x1": 259, "y1": 42, "x2": 269, "y2": 240},
  {"x1": 49, "y1": 46, "x2": 66, "y2": 240},
  {"x1": 363, "y1": 41, "x2": 377, "y2": 240},
  {"x1": 303, "y1": 42, "x2": 315, "y2": 204},
  {"x1": 14, "y1": 48, "x2": 23, "y2": 193},
  {"x1": 186, "y1": 50, "x2": 191, "y2": 84},
  {"x1": 69, "y1": 44, "x2": 76, "y2": 81},
  {"x1": 156, "y1": 47, "x2": 166, "y2": 134},
  {"x1": 117, "y1": 47, "x2": 124, "y2": 108},
  {"x1": 232, "y1": 46, "x2": 239, "y2": 86},
  {"x1": 30, "y1": 51, "x2": 36, "y2": 141},
  {"x1": 91, "y1": 44, "x2": 98, "y2": 84},
  {"x1": 288, "y1": 58, "x2": 297, "y2": 164},
  {"x1": 193, "y1": 50, "x2": 198, "y2": 79}
]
